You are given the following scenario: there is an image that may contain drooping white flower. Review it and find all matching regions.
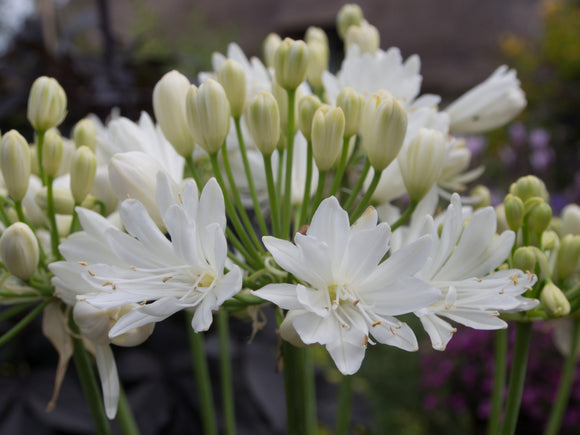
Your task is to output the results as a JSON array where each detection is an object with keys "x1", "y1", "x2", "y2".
[{"x1": 254, "y1": 197, "x2": 440, "y2": 375}]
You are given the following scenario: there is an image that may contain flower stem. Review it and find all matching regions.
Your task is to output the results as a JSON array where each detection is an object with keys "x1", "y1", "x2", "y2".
[
  {"x1": 116, "y1": 386, "x2": 140, "y2": 435},
  {"x1": 544, "y1": 319, "x2": 580, "y2": 435},
  {"x1": 350, "y1": 170, "x2": 381, "y2": 223},
  {"x1": 217, "y1": 310, "x2": 236, "y2": 435},
  {"x1": 46, "y1": 176, "x2": 61, "y2": 260},
  {"x1": 343, "y1": 159, "x2": 370, "y2": 211},
  {"x1": 390, "y1": 201, "x2": 418, "y2": 232},
  {"x1": 487, "y1": 329, "x2": 508, "y2": 435},
  {"x1": 184, "y1": 155, "x2": 203, "y2": 188},
  {"x1": 0, "y1": 302, "x2": 34, "y2": 322},
  {"x1": 335, "y1": 375, "x2": 353, "y2": 435},
  {"x1": 263, "y1": 154, "x2": 281, "y2": 237},
  {"x1": 282, "y1": 89, "x2": 297, "y2": 239},
  {"x1": 36, "y1": 129, "x2": 47, "y2": 186},
  {"x1": 297, "y1": 139, "x2": 313, "y2": 228},
  {"x1": 501, "y1": 322, "x2": 532, "y2": 435},
  {"x1": 186, "y1": 314, "x2": 218, "y2": 435},
  {"x1": 303, "y1": 347, "x2": 318, "y2": 433},
  {"x1": 282, "y1": 341, "x2": 313, "y2": 435},
  {"x1": 0, "y1": 298, "x2": 52, "y2": 347},
  {"x1": 329, "y1": 136, "x2": 351, "y2": 197},
  {"x1": 70, "y1": 205, "x2": 82, "y2": 234},
  {"x1": 311, "y1": 170, "x2": 327, "y2": 218}
]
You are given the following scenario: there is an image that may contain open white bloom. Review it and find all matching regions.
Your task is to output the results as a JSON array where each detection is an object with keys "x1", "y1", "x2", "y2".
[
  {"x1": 445, "y1": 65, "x2": 526, "y2": 134},
  {"x1": 254, "y1": 197, "x2": 440, "y2": 375}
]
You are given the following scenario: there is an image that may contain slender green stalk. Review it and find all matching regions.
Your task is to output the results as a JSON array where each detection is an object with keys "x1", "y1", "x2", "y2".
[
  {"x1": 36, "y1": 130, "x2": 47, "y2": 186},
  {"x1": 343, "y1": 159, "x2": 370, "y2": 211},
  {"x1": 350, "y1": 170, "x2": 381, "y2": 223},
  {"x1": 298, "y1": 139, "x2": 314, "y2": 227},
  {"x1": 185, "y1": 155, "x2": 203, "y2": 188},
  {"x1": 186, "y1": 314, "x2": 218, "y2": 435},
  {"x1": 217, "y1": 310, "x2": 236, "y2": 435},
  {"x1": 0, "y1": 298, "x2": 51, "y2": 347},
  {"x1": 544, "y1": 319, "x2": 580, "y2": 435},
  {"x1": 263, "y1": 154, "x2": 281, "y2": 237},
  {"x1": 390, "y1": 201, "x2": 418, "y2": 232},
  {"x1": 46, "y1": 176, "x2": 61, "y2": 260},
  {"x1": 0, "y1": 197, "x2": 12, "y2": 227},
  {"x1": 225, "y1": 227, "x2": 260, "y2": 271},
  {"x1": 329, "y1": 136, "x2": 351, "y2": 197},
  {"x1": 282, "y1": 89, "x2": 297, "y2": 239},
  {"x1": 234, "y1": 117, "x2": 268, "y2": 236},
  {"x1": 487, "y1": 329, "x2": 508, "y2": 435},
  {"x1": 227, "y1": 252, "x2": 253, "y2": 273},
  {"x1": 303, "y1": 347, "x2": 318, "y2": 433},
  {"x1": 501, "y1": 322, "x2": 532, "y2": 435},
  {"x1": 335, "y1": 375, "x2": 353, "y2": 435},
  {"x1": 311, "y1": 170, "x2": 327, "y2": 217},
  {"x1": 0, "y1": 302, "x2": 34, "y2": 323},
  {"x1": 282, "y1": 341, "x2": 312, "y2": 435},
  {"x1": 276, "y1": 148, "x2": 284, "y2": 201},
  {"x1": 116, "y1": 386, "x2": 140, "y2": 435},
  {"x1": 70, "y1": 206, "x2": 82, "y2": 234}
]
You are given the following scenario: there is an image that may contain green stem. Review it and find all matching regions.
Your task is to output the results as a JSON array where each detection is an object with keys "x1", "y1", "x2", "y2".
[
  {"x1": 186, "y1": 314, "x2": 218, "y2": 435},
  {"x1": 217, "y1": 310, "x2": 236, "y2": 435},
  {"x1": 46, "y1": 176, "x2": 61, "y2": 260},
  {"x1": 335, "y1": 375, "x2": 353, "y2": 435},
  {"x1": 0, "y1": 302, "x2": 35, "y2": 322},
  {"x1": 184, "y1": 155, "x2": 203, "y2": 188},
  {"x1": 298, "y1": 139, "x2": 314, "y2": 227},
  {"x1": 350, "y1": 170, "x2": 381, "y2": 223},
  {"x1": 36, "y1": 129, "x2": 47, "y2": 186},
  {"x1": 311, "y1": 170, "x2": 327, "y2": 217},
  {"x1": 263, "y1": 154, "x2": 281, "y2": 237},
  {"x1": 282, "y1": 341, "x2": 312, "y2": 435},
  {"x1": 0, "y1": 298, "x2": 52, "y2": 347},
  {"x1": 303, "y1": 347, "x2": 317, "y2": 433},
  {"x1": 487, "y1": 329, "x2": 508, "y2": 435},
  {"x1": 390, "y1": 201, "x2": 418, "y2": 232},
  {"x1": 343, "y1": 159, "x2": 370, "y2": 211},
  {"x1": 276, "y1": 149, "x2": 284, "y2": 201},
  {"x1": 116, "y1": 386, "x2": 140, "y2": 435},
  {"x1": 544, "y1": 319, "x2": 580, "y2": 435},
  {"x1": 329, "y1": 136, "x2": 351, "y2": 197},
  {"x1": 0, "y1": 197, "x2": 11, "y2": 227},
  {"x1": 225, "y1": 226, "x2": 260, "y2": 271},
  {"x1": 70, "y1": 205, "x2": 82, "y2": 234},
  {"x1": 501, "y1": 322, "x2": 532, "y2": 435},
  {"x1": 282, "y1": 89, "x2": 297, "y2": 239}
]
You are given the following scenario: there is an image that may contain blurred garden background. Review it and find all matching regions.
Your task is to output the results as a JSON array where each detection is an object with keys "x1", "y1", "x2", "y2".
[{"x1": 0, "y1": 0, "x2": 579, "y2": 433}]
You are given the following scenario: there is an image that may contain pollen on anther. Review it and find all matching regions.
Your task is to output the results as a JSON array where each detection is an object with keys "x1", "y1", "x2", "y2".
[
  {"x1": 499, "y1": 289, "x2": 505, "y2": 294},
  {"x1": 78, "y1": 261, "x2": 88, "y2": 266},
  {"x1": 323, "y1": 305, "x2": 329, "y2": 310},
  {"x1": 509, "y1": 273, "x2": 519, "y2": 285},
  {"x1": 352, "y1": 299, "x2": 360, "y2": 306},
  {"x1": 88, "y1": 270, "x2": 95, "y2": 276},
  {"x1": 489, "y1": 312, "x2": 500, "y2": 317},
  {"x1": 363, "y1": 335, "x2": 369, "y2": 347},
  {"x1": 341, "y1": 323, "x2": 348, "y2": 328},
  {"x1": 139, "y1": 300, "x2": 147, "y2": 305},
  {"x1": 102, "y1": 281, "x2": 113, "y2": 287},
  {"x1": 163, "y1": 275, "x2": 173, "y2": 283},
  {"x1": 79, "y1": 297, "x2": 86, "y2": 301},
  {"x1": 130, "y1": 266, "x2": 137, "y2": 271},
  {"x1": 371, "y1": 321, "x2": 381, "y2": 327},
  {"x1": 450, "y1": 328, "x2": 458, "y2": 335},
  {"x1": 389, "y1": 326, "x2": 397, "y2": 336},
  {"x1": 178, "y1": 193, "x2": 184, "y2": 204}
]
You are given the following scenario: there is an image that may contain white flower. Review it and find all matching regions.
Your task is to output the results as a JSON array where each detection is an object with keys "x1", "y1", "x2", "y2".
[
  {"x1": 254, "y1": 197, "x2": 440, "y2": 375},
  {"x1": 445, "y1": 65, "x2": 526, "y2": 134}
]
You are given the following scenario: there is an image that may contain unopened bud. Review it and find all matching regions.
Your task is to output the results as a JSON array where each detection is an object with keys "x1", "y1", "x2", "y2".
[
  {"x1": 312, "y1": 106, "x2": 345, "y2": 171},
  {"x1": 504, "y1": 193, "x2": 525, "y2": 231},
  {"x1": 72, "y1": 118, "x2": 97, "y2": 151},
  {"x1": 336, "y1": 87, "x2": 364, "y2": 138},
  {"x1": 345, "y1": 22, "x2": 380, "y2": 55},
  {"x1": 109, "y1": 304, "x2": 155, "y2": 347},
  {"x1": 509, "y1": 175, "x2": 549, "y2": 203},
  {"x1": 306, "y1": 41, "x2": 328, "y2": 89},
  {"x1": 263, "y1": 33, "x2": 282, "y2": 69},
  {"x1": 0, "y1": 222, "x2": 39, "y2": 280},
  {"x1": 540, "y1": 282, "x2": 570, "y2": 318},
  {"x1": 35, "y1": 186, "x2": 75, "y2": 214},
  {"x1": 562, "y1": 204, "x2": 580, "y2": 236},
  {"x1": 470, "y1": 185, "x2": 492, "y2": 209},
  {"x1": 557, "y1": 234, "x2": 580, "y2": 280},
  {"x1": 42, "y1": 129, "x2": 63, "y2": 178},
  {"x1": 70, "y1": 146, "x2": 97, "y2": 204},
  {"x1": 274, "y1": 38, "x2": 309, "y2": 91},
  {"x1": 217, "y1": 59, "x2": 246, "y2": 119},
  {"x1": 495, "y1": 204, "x2": 509, "y2": 233},
  {"x1": 0, "y1": 130, "x2": 31, "y2": 202},
  {"x1": 27, "y1": 76, "x2": 67, "y2": 132},
  {"x1": 542, "y1": 230, "x2": 558, "y2": 251},
  {"x1": 305, "y1": 26, "x2": 328, "y2": 46},
  {"x1": 512, "y1": 247, "x2": 536, "y2": 272},
  {"x1": 246, "y1": 91, "x2": 280, "y2": 156},
  {"x1": 337, "y1": 3, "x2": 364, "y2": 40},
  {"x1": 528, "y1": 202, "x2": 552, "y2": 235},
  {"x1": 298, "y1": 95, "x2": 322, "y2": 141},
  {"x1": 272, "y1": 79, "x2": 304, "y2": 133}
]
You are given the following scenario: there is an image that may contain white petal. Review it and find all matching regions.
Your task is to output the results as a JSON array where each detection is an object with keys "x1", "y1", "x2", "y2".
[
  {"x1": 326, "y1": 326, "x2": 367, "y2": 375},
  {"x1": 363, "y1": 276, "x2": 440, "y2": 316},
  {"x1": 252, "y1": 284, "x2": 301, "y2": 310},
  {"x1": 109, "y1": 298, "x2": 181, "y2": 337},
  {"x1": 339, "y1": 223, "x2": 389, "y2": 284},
  {"x1": 369, "y1": 317, "x2": 418, "y2": 351},
  {"x1": 94, "y1": 344, "x2": 119, "y2": 419},
  {"x1": 296, "y1": 284, "x2": 331, "y2": 316},
  {"x1": 416, "y1": 312, "x2": 457, "y2": 351},
  {"x1": 292, "y1": 310, "x2": 339, "y2": 345}
]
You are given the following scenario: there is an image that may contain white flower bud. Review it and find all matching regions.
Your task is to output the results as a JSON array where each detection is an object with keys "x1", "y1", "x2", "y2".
[
  {"x1": 298, "y1": 95, "x2": 322, "y2": 141},
  {"x1": 263, "y1": 33, "x2": 282, "y2": 69},
  {"x1": 27, "y1": 76, "x2": 67, "y2": 132},
  {"x1": 360, "y1": 92, "x2": 408, "y2": 171},
  {"x1": 110, "y1": 304, "x2": 155, "y2": 347},
  {"x1": 35, "y1": 186, "x2": 75, "y2": 214},
  {"x1": 70, "y1": 146, "x2": 97, "y2": 204},
  {"x1": 337, "y1": 3, "x2": 364, "y2": 40},
  {"x1": 42, "y1": 129, "x2": 63, "y2": 178},
  {"x1": 73, "y1": 301, "x2": 114, "y2": 345},
  {"x1": 274, "y1": 38, "x2": 309, "y2": 91},
  {"x1": 306, "y1": 41, "x2": 328, "y2": 89},
  {"x1": 540, "y1": 282, "x2": 570, "y2": 318},
  {"x1": 345, "y1": 22, "x2": 380, "y2": 55},
  {"x1": 153, "y1": 70, "x2": 194, "y2": 157},
  {"x1": 0, "y1": 130, "x2": 31, "y2": 202},
  {"x1": 336, "y1": 87, "x2": 364, "y2": 138},
  {"x1": 217, "y1": 59, "x2": 246, "y2": 119},
  {"x1": 72, "y1": 118, "x2": 97, "y2": 151},
  {"x1": 305, "y1": 26, "x2": 328, "y2": 46},
  {"x1": 0, "y1": 222, "x2": 39, "y2": 280},
  {"x1": 186, "y1": 80, "x2": 231, "y2": 154},
  {"x1": 557, "y1": 234, "x2": 580, "y2": 281},
  {"x1": 398, "y1": 128, "x2": 447, "y2": 202},
  {"x1": 562, "y1": 204, "x2": 580, "y2": 236},
  {"x1": 246, "y1": 91, "x2": 280, "y2": 156},
  {"x1": 312, "y1": 106, "x2": 345, "y2": 171}
]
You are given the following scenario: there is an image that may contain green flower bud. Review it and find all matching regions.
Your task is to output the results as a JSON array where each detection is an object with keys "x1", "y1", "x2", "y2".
[
  {"x1": 540, "y1": 282, "x2": 570, "y2": 318},
  {"x1": 186, "y1": 80, "x2": 231, "y2": 154},
  {"x1": 274, "y1": 38, "x2": 309, "y2": 91},
  {"x1": 495, "y1": 204, "x2": 509, "y2": 233},
  {"x1": 512, "y1": 247, "x2": 536, "y2": 272},
  {"x1": 70, "y1": 146, "x2": 97, "y2": 204},
  {"x1": 470, "y1": 185, "x2": 492, "y2": 209},
  {"x1": 337, "y1": 3, "x2": 364, "y2": 40},
  {"x1": 298, "y1": 95, "x2": 322, "y2": 141},
  {"x1": 246, "y1": 91, "x2": 280, "y2": 156},
  {"x1": 509, "y1": 175, "x2": 549, "y2": 203},
  {"x1": 398, "y1": 128, "x2": 447, "y2": 202},
  {"x1": 305, "y1": 26, "x2": 329, "y2": 46},
  {"x1": 345, "y1": 22, "x2": 380, "y2": 55},
  {"x1": 562, "y1": 204, "x2": 580, "y2": 236},
  {"x1": 217, "y1": 59, "x2": 246, "y2": 119},
  {"x1": 72, "y1": 118, "x2": 97, "y2": 151},
  {"x1": 504, "y1": 193, "x2": 525, "y2": 231},
  {"x1": 541, "y1": 230, "x2": 559, "y2": 251},
  {"x1": 27, "y1": 76, "x2": 67, "y2": 132},
  {"x1": 0, "y1": 222, "x2": 39, "y2": 280},
  {"x1": 336, "y1": 87, "x2": 364, "y2": 138},
  {"x1": 263, "y1": 33, "x2": 282, "y2": 69},
  {"x1": 153, "y1": 70, "x2": 194, "y2": 157},
  {"x1": 42, "y1": 129, "x2": 63, "y2": 178},
  {"x1": 528, "y1": 202, "x2": 552, "y2": 235},
  {"x1": 360, "y1": 91, "x2": 407, "y2": 171},
  {"x1": 0, "y1": 130, "x2": 31, "y2": 202},
  {"x1": 306, "y1": 41, "x2": 329, "y2": 89},
  {"x1": 557, "y1": 234, "x2": 580, "y2": 281},
  {"x1": 311, "y1": 106, "x2": 345, "y2": 171}
]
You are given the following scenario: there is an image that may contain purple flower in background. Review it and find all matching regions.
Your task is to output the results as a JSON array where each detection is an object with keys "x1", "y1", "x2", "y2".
[
  {"x1": 530, "y1": 147, "x2": 555, "y2": 172},
  {"x1": 509, "y1": 122, "x2": 527, "y2": 148},
  {"x1": 499, "y1": 147, "x2": 517, "y2": 166},
  {"x1": 465, "y1": 135, "x2": 487, "y2": 160},
  {"x1": 529, "y1": 128, "x2": 550, "y2": 149}
]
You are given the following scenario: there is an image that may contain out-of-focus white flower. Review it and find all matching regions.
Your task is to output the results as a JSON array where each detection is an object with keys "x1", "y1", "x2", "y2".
[
  {"x1": 254, "y1": 197, "x2": 439, "y2": 374},
  {"x1": 445, "y1": 65, "x2": 526, "y2": 134},
  {"x1": 345, "y1": 21, "x2": 380, "y2": 55}
]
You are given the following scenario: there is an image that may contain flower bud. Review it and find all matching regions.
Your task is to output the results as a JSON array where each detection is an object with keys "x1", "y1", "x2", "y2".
[
  {"x1": 336, "y1": 87, "x2": 364, "y2": 138},
  {"x1": 42, "y1": 129, "x2": 63, "y2": 178},
  {"x1": 263, "y1": 33, "x2": 282, "y2": 69},
  {"x1": 512, "y1": 247, "x2": 536, "y2": 272},
  {"x1": 185, "y1": 80, "x2": 231, "y2": 154},
  {"x1": 110, "y1": 304, "x2": 155, "y2": 347},
  {"x1": 0, "y1": 130, "x2": 31, "y2": 202},
  {"x1": 217, "y1": 59, "x2": 246, "y2": 119},
  {"x1": 27, "y1": 76, "x2": 67, "y2": 132},
  {"x1": 0, "y1": 222, "x2": 39, "y2": 280},
  {"x1": 540, "y1": 282, "x2": 570, "y2": 318},
  {"x1": 398, "y1": 128, "x2": 447, "y2": 202},
  {"x1": 73, "y1": 301, "x2": 113, "y2": 345},
  {"x1": 360, "y1": 92, "x2": 407, "y2": 171},
  {"x1": 557, "y1": 234, "x2": 580, "y2": 281},
  {"x1": 542, "y1": 230, "x2": 558, "y2": 251},
  {"x1": 495, "y1": 204, "x2": 509, "y2": 233},
  {"x1": 72, "y1": 118, "x2": 97, "y2": 151},
  {"x1": 274, "y1": 38, "x2": 309, "y2": 91},
  {"x1": 345, "y1": 22, "x2": 380, "y2": 55},
  {"x1": 528, "y1": 202, "x2": 552, "y2": 235},
  {"x1": 35, "y1": 186, "x2": 75, "y2": 214},
  {"x1": 70, "y1": 146, "x2": 97, "y2": 204},
  {"x1": 298, "y1": 95, "x2": 322, "y2": 141},
  {"x1": 470, "y1": 185, "x2": 492, "y2": 209},
  {"x1": 272, "y1": 79, "x2": 304, "y2": 134},
  {"x1": 337, "y1": 3, "x2": 364, "y2": 40},
  {"x1": 246, "y1": 91, "x2": 280, "y2": 156},
  {"x1": 509, "y1": 175, "x2": 549, "y2": 203},
  {"x1": 311, "y1": 106, "x2": 345, "y2": 171},
  {"x1": 562, "y1": 204, "x2": 580, "y2": 236},
  {"x1": 153, "y1": 70, "x2": 194, "y2": 157},
  {"x1": 306, "y1": 41, "x2": 328, "y2": 89},
  {"x1": 305, "y1": 26, "x2": 328, "y2": 46},
  {"x1": 504, "y1": 193, "x2": 525, "y2": 231}
]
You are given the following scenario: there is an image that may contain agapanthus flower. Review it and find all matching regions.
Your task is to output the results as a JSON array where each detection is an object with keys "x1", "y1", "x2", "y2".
[{"x1": 253, "y1": 197, "x2": 440, "y2": 374}]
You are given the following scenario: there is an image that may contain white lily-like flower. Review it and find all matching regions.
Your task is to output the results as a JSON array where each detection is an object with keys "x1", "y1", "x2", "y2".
[{"x1": 254, "y1": 197, "x2": 440, "y2": 375}]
